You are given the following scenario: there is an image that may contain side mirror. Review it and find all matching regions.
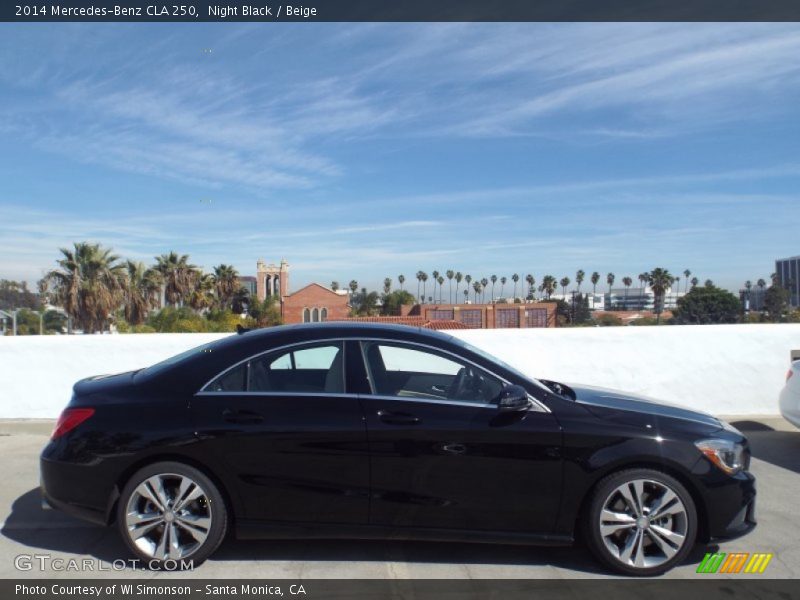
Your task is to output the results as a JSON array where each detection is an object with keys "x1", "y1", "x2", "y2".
[{"x1": 497, "y1": 384, "x2": 531, "y2": 412}]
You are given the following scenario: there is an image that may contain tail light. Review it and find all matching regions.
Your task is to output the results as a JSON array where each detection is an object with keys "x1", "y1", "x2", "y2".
[{"x1": 51, "y1": 408, "x2": 95, "y2": 440}]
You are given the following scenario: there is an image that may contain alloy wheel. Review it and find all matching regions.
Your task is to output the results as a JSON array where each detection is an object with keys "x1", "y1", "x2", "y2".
[
  {"x1": 599, "y1": 478, "x2": 689, "y2": 570},
  {"x1": 124, "y1": 473, "x2": 212, "y2": 560}
]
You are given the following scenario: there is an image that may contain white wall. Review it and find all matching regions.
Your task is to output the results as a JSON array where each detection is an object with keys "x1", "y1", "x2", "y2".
[{"x1": 0, "y1": 324, "x2": 798, "y2": 419}]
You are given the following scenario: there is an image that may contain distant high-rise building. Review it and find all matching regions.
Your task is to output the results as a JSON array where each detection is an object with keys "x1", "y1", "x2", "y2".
[{"x1": 775, "y1": 256, "x2": 800, "y2": 308}]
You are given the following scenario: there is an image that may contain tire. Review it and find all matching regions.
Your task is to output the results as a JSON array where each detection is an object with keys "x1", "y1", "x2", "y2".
[
  {"x1": 583, "y1": 468, "x2": 697, "y2": 576},
  {"x1": 117, "y1": 461, "x2": 227, "y2": 569}
]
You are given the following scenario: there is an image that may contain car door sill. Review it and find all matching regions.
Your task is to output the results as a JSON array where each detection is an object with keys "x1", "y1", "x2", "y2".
[{"x1": 236, "y1": 520, "x2": 573, "y2": 546}]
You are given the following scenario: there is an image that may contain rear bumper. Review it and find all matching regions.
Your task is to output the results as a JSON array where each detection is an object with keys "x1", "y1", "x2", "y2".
[
  {"x1": 40, "y1": 450, "x2": 117, "y2": 526},
  {"x1": 779, "y1": 386, "x2": 800, "y2": 429}
]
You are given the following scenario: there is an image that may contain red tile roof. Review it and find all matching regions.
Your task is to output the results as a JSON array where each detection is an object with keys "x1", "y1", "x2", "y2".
[{"x1": 331, "y1": 316, "x2": 469, "y2": 330}]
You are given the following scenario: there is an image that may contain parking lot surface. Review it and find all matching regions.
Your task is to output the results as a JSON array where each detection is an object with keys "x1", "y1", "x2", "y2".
[{"x1": 1, "y1": 417, "x2": 798, "y2": 579}]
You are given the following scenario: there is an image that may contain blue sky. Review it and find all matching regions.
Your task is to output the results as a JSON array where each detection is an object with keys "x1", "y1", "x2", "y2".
[{"x1": 1, "y1": 23, "x2": 800, "y2": 293}]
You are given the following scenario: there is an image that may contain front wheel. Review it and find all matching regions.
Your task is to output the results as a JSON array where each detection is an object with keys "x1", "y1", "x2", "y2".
[
  {"x1": 117, "y1": 461, "x2": 227, "y2": 569},
  {"x1": 584, "y1": 468, "x2": 697, "y2": 576}
]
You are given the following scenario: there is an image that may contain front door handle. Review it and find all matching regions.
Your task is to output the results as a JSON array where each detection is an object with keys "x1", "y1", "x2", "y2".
[
  {"x1": 377, "y1": 410, "x2": 421, "y2": 426},
  {"x1": 222, "y1": 409, "x2": 264, "y2": 424}
]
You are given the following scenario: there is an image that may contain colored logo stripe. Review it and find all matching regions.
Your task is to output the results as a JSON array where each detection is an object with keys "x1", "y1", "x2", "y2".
[{"x1": 696, "y1": 552, "x2": 773, "y2": 574}]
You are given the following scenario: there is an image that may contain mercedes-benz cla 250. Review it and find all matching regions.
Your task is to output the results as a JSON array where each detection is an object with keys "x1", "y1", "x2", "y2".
[{"x1": 40, "y1": 323, "x2": 756, "y2": 575}]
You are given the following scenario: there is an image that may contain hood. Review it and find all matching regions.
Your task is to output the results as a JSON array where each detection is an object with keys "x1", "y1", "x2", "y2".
[{"x1": 567, "y1": 383, "x2": 722, "y2": 430}]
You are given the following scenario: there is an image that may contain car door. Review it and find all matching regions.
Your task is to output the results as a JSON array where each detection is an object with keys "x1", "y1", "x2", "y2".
[
  {"x1": 190, "y1": 340, "x2": 370, "y2": 526},
  {"x1": 358, "y1": 340, "x2": 563, "y2": 534}
]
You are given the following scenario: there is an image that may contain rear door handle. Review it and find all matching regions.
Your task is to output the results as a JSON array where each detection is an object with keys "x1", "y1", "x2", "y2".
[
  {"x1": 377, "y1": 410, "x2": 421, "y2": 426},
  {"x1": 222, "y1": 409, "x2": 264, "y2": 424}
]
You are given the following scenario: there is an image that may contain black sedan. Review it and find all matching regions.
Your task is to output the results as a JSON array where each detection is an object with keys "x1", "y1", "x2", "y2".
[{"x1": 40, "y1": 323, "x2": 756, "y2": 576}]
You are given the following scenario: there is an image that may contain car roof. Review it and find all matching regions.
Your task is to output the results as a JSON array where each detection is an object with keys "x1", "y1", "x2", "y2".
[{"x1": 237, "y1": 321, "x2": 458, "y2": 342}]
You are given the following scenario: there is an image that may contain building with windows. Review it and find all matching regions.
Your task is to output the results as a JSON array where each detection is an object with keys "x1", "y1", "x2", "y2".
[
  {"x1": 606, "y1": 287, "x2": 683, "y2": 311},
  {"x1": 250, "y1": 259, "x2": 349, "y2": 324},
  {"x1": 776, "y1": 256, "x2": 800, "y2": 308},
  {"x1": 238, "y1": 276, "x2": 257, "y2": 297},
  {"x1": 407, "y1": 302, "x2": 557, "y2": 328}
]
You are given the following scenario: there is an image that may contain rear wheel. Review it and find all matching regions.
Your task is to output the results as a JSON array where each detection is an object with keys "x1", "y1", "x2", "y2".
[
  {"x1": 584, "y1": 468, "x2": 697, "y2": 576},
  {"x1": 117, "y1": 461, "x2": 227, "y2": 569}
]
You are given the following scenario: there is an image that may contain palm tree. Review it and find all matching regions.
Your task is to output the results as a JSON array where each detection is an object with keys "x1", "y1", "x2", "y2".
[
  {"x1": 622, "y1": 276, "x2": 633, "y2": 310},
  {"x1": 691, "y1": 277, "x2": 699, "y2": 289},
  {"x1": 446, "y1": 270, "x2": 455, "y2": 303},
  {"x1": 683, "y1": 269, "x2": 691, "y2": 293},
  {"x1": 432, "y1": 270, "x2": 440, "y2": 301},
  {"x1": 525, "y1": 274, "x2": 534, "y2": 300},
  {"x1": 455, "y1": 272, "x2": 463, "y2": 302},
  {"x1": 705, "y1": 279, "x2": 714, "y2": 287},
  {"x1": 480, "y1": 278, "x2": 489, "y2": 303},
  {"x1": 421, "y1": 272, "x2": 429, "y2": 302},
  {"x1": 674, "y1": 276, "x2": 680, "y2": 297},
  {"x1": 122, "y1": 261, "x2": 161, "y2": 325},
  {"x1": 490, "y1": 275, "x2": 497, "y2": 302},
  {"x1": 186, "y1": 272, "x2": 215, "y2": 312},
  {"x1": 607, "y1": 272, "x2": 615, "y2": 293},
  {"x1": 463, "y1": 288, "x2": 469, "y2": 302},
  {"x1": 416, "y1": 271, "x2": 424, "y2": 300},
  {"x1": 576, "y1": 270, "x2": 585, "y2": 293},
  {"x1": 349, "y1": 280, "x2": 358, "y2": 302},
  {"x1": 638, "y1": 273, "x2": 649, "y2": 310},
  {"x1": 398, "y1": 274, "x2": 405, "y2": 291},
  {"x1": 541, "y1": 275, "x2": 556, "y2": 299},
  {"x1": 591, "y1": 272, "x2": 600, "y2": 295},
  {"x1": 500, "y1": 276, "x2": 508, "y2": 298},
  {"x1": 212, "y1": 264, "x2": 239, "y2": 311},
  {"x1": 648, "y1": 268, "x2": 675, "y2": 323},
  {"x1": 155, "y1": 251, "x2": 197, "y2": 307},
  {"x1": 560, "y1": 277, "x2": 570, "y2": 296},
  {"x1": 511, "y1": 273, "x2": 520, "y2": 301},
  {"x1": 757, "y1": 278, "x2": 766, "y2": 293},
  {"x1": 383, "y1": 277, "x2": 392, "y2": 294},
  {"x1": 331, "y1": 281, "x2": 340, "y2": 292},
  {"x1": 42, "y1": 242, "x2": 126, "y2": 333},
  {"x1": 437, "y1": 276, "x2": 444, "y2": 302},
  {"x1": 464, "y1": 275, "x2": 472, "y2": 297},
  {"x1": 473, "y1": 281, "x2": 482, "y2": 303}
]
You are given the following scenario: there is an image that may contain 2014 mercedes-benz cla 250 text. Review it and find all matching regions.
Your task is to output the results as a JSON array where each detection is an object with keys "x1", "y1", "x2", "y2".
[{"x1": 40, "y1": 323, "x2": 756, "y2": 576}]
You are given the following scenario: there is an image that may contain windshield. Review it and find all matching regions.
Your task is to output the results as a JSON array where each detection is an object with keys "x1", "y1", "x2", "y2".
[{"x1": 454, "y1": 338, "x2": 552, "y2": 394}]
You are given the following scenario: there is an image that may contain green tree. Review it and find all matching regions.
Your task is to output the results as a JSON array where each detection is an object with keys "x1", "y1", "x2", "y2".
[
  {"x1": 576, "y1": 270, "x2": 585, "y2": 293},
  {"x1": 186, "y1": 273, "x2": 215, "y2": 312},
  {"x1": 472, "y1": 281, "x2": 482, "y2": 303},
  {"x1": 42, "y1": 242, "x2": 126, "y2": 333},
  {"x1": 560, "y1": 276, "x2": 570, "y2": 296},
  {"x1": 622, "y1": 276, "x2": 633, "y2": 310},
  {"x1": 606, "y1": 272, "x2": 615, "y2": 294},
  {"x1": 398, "y1": 274, "x2": 405, "y2": 291},
  {"x1": 382, "y1": 290, "x2": 416, "y2": 315},
  {"x1": 454, "y1": 272, "x2": 463, "y2": 301},
  {"x1": 0, "y1": 280, "x2": 41, "y2": 311},
  {"x1": 647, "y1": 267, "x2": 675, "y2": 323},
  {"x1": 490, "y1": 274, "x2": 497, "y2": 302},
  {"x1": 330, "y1": 281, "x2": 340, "y2": 292},
  {"x1": 155, "y1": 251, "x2": 197, "y2": 307},
  {"x1": 540, "y1": 275, "x2": 556, "y2": 299},
  {"x1": 764, "y1": 283, "x2": 791, "y2": 322},
  {"x1": 480, "y1": 278, "x2": 489, "y2": 303},
  {"x1": 525, "y1": 274, "x2": 535, "y2": 300},
  {"x1": 437, "y1": 276, "x2": 444, "y2": 303},
  {"x1": 511, "y1": 273, "x2": 520, "y2": 300},
  {"x1": 247, "y1": 295, "x2": 283, "y2": 328},
  {"x1": 383, "y1": 277, "x2": 392, "y2": 295},
  {"x1": 591, "y1": 271, "x2": 600, "y2": 295},
  {"x1": 683, "y1": 269, "x2": 692, "y2": 293},
  {"x1": 212, "y1": 264, "x2": 239, "y2": 311},
  {"x1": 122, "y1": 261, "x2": 161, "y2": 325},
  {"x1": 431, "y1": 271, "x2": 440, "y2": 302},
  {"x1": 446, "y1": 270, "x2": 455, "y2": 303},
  {"x1": 672, "y1": 284, "x2": 741, "y2": 324}
]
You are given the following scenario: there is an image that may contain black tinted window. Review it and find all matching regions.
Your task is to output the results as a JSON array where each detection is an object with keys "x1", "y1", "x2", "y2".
[
  {"x1": 206, "y1": 363, "x2": 246, "y2": 392},
  {"x1": 249, "y1": 343, "x2": 344, "y2": 394}
]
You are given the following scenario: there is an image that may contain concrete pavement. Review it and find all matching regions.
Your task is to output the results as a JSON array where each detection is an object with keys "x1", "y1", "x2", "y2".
[{"x1": 1, "y1": 417, "x2": 798, "y2": 579}]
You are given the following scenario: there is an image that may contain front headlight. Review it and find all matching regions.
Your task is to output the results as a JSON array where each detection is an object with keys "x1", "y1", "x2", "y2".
[{"x1": 695, "y1": 438, "x2": 746, "y2": 475}]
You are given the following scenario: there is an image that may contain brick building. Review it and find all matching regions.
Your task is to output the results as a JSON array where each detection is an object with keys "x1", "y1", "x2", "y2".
[
  {"x1": 407, "y1": 302, "x2": 557, "y2": 328},
  {"x1": 253, "y1": 259, "x2": 349, "y2": 323}
]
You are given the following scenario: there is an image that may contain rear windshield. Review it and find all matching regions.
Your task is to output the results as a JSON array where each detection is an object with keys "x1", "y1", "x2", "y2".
[{"x1": 135, "y1": 341, "x2": 221, "y2": 380}]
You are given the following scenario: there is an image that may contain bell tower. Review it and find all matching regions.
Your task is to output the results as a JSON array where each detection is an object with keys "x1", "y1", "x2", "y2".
[{"x1": 256, "y1": 258, "x2": 290, "y2": 302}]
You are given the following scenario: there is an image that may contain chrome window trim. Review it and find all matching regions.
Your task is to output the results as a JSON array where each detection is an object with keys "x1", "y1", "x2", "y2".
[{"x1": 196, "y1": 336, "x2": 550, "y2": 414}]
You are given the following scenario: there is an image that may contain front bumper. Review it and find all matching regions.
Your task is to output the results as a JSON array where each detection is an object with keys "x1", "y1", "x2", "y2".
[{"x1": 692, "y1": 458, "x2": 757, "y2": 541}]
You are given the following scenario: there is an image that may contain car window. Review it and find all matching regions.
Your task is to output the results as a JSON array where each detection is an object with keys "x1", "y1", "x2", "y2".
[
  {"x1": 250, "y1": 343, "x2": 344, "y2": 394},
  {"x1": 363, "y1": 342, "x2": 502, "y2": 404},
  {"x1": 206, "y1": 362, "x2": 247, "y2": 392}
]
